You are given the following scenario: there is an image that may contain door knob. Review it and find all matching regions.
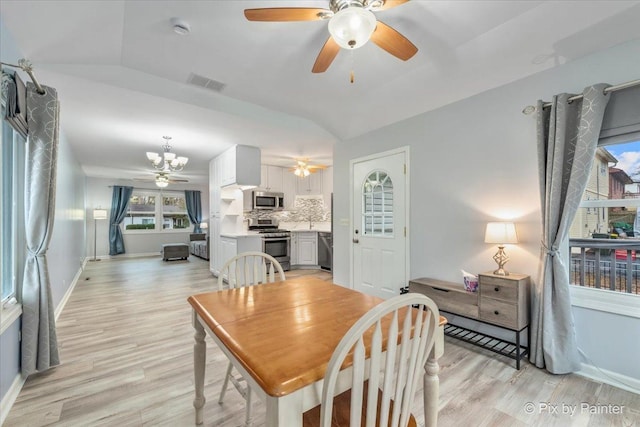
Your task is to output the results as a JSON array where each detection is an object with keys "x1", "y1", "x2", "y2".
[{"x1": 353, "y1": 238, "x2": 359, "y2": 244}]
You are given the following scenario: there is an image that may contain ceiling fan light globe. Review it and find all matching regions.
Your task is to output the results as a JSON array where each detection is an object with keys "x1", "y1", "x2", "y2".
[
  {"x1": 294, "y1": 168, "x2": 303, "y2": 177},
  {"x1": 177, "y1": 156, "x2": 188, "y2": 165},
  {"x1": 303, "y1": 168, "x2": 311, "y2": 177},
  {"x1": 328, "y1": 7, "x2": 376, "y2": 49},
  {"x1": 146, "y1": 152, "x2": 159, "y2": 162},
  {"x1": 164, "y1": 152, "x2": 176, "y2": 162}
]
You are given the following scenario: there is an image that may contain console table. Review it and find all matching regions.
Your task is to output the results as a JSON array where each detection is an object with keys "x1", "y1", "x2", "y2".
[{"x1": 409, "y1": 272, "x2": 530, "y2": 369}]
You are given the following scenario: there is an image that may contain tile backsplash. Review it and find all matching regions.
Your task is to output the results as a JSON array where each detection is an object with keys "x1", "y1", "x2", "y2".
[{"x1": 245, "y1": 195, "x2": 330, "y2": 223}]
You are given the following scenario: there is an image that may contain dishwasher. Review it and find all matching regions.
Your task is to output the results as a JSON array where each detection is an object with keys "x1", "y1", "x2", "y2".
[{"x1": 317, "y1": 232, "x2": 333, "y2": 271}]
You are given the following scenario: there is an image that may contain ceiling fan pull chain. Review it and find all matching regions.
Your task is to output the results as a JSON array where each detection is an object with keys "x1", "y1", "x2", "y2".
[{"x1": 350, "y1": 50, "x2": 355, "y2": 84}]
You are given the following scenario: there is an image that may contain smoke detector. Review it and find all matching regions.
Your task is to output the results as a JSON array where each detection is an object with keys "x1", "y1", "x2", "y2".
[{"x1": 170, "y1": 18, "x2": 191, "y2": 35}]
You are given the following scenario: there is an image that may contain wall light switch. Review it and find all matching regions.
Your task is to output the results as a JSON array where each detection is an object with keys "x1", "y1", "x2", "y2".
[{"x1": 339, "y1": 218, "x2": 350, "y2": 226}]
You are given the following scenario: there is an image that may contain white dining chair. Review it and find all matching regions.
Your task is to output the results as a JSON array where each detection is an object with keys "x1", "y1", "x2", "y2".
[
  {"x1": 217, "y1": 251, "x2": 286, "y2": 426},
  {"x1": 302, "y1": 293, "x2": 440, "y2": 427}
]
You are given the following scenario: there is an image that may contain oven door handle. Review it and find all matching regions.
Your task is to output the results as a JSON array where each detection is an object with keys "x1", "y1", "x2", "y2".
[{"x1": 262, "y1": 237, "x2": 291, "y2": 241}]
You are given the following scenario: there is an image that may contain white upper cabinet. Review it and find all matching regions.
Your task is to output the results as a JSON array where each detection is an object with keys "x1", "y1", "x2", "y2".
[
  {"x1": 281, "y1": 170, "x2": 298, "y2": 211},
  {"x1": 260, "y1": 165, "x2": 284, "y2": 192},
  {"x1": 296, "y1": 170, "x2": 323, "y2": 195},
  {"x1": 220, "y1": 145, "x2": 261, "y2": 188},
  {"x1": 322, "y1": 166, "x2": 333, "y2": 208}
]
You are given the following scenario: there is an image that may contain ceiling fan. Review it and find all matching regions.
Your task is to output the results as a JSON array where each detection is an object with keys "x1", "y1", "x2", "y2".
[
  {"x1": 289, "y1": 160, "x2": 327, "y2": 177},
  {"x1": 244, "y1": 0, "x2": 418, "y2": 73},
  {"x1": 134, "y1": 171, "x2": 189, "y2": 188}
]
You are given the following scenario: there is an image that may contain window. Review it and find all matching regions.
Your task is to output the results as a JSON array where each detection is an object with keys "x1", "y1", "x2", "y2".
[
  {"x1": 1, "y1": 113, "x2": 26, "y2": 303},
  {"x1": 123, "y1": 191, "x2": 190, "y2": 232},
  {"x1": 569, "y1": 141, "x2": 640, "y2": 297},
  {"x1": 362, "y1": 170, "x2": 393, "y2": 236},
  {"x1": 162, "y1": 195, "x2": 190, "y2": 230}
]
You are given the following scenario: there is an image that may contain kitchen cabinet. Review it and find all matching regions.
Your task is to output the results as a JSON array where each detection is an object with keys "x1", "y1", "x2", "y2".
[
  {"x1": 219, "y1": 236, "x2": 237, "y2": 273},
  {"x1": 219, "y1": 145, "x2": 261, "y2": 188},
  {"x1": 260, "y1": 165, "x2": 283, "y2": 192},
  {"x1": 296, "y1": 170, "x2": 323, "y2": 195},
  {"x1": 290, "y1": 233, "x2": 298, "y2": 265},
  {"x1": 281, "y1": 170, "x2": 298, "y2": 211},
  {"x1": 217, "y1": 235, "x2": 262, "y2": 276},
  {"x1": 295, "y1": 231, "x2": 318, "y2": 267},
  {"x1": 209, "y1": 157, "x2": 221, "y2": 216},
  {"x1": 209, "y1": 216, "x2": 221, "y2": 274},
  {"x1": 322, "y1": 166, "x2": 333, "y2": 209}
]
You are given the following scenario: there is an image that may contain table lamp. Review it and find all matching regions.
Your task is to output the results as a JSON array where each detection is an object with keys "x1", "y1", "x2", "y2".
[
  {"x1": 484, "y1": 222, "x2": 518, "y2": 276},
  {"x1": 200, "y1": 222, "x2": 208, "y2": 234}
]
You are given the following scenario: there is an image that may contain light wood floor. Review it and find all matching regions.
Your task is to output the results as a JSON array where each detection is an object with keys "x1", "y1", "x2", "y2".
[{"x1": 4, "y1": 256, "x2": 639, "y2": 427}]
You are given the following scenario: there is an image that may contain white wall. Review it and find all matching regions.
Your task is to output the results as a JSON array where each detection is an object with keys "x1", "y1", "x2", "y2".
[
  {"x1": 48, "y1": 131, "x2": 87, "y2": 308},
  {"x1": 85, "y1": 177, "x2": 209, "y2": 257},
  {"x1": 333, "y1": 39, "x2": 640, "y2": 384}
]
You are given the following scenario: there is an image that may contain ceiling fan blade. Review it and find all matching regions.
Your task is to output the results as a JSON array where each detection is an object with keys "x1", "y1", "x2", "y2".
[
  {"x1": 169, "y1": 179, "x2": 189, "y2": 183},
  {"x1": 244, "y1": 8, "x2": 329, "y2": 22},
  {"x1": 370, "y1": 21, "x2": 418, "y2": 61},
  {"x1": 312, "y1": 37, "x2": 340, "y2": 73},
  {"x1": 375, "y1": 0, "x2": 410, "y2": 11}
]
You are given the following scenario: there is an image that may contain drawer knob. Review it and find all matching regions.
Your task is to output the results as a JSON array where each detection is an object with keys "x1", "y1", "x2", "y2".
[
  {"x1": 494, "y1": 287, "x2": 500, "y2": 292},
  {"x1": 494, "y1": 310, "x2": 499, "y2": 315}
]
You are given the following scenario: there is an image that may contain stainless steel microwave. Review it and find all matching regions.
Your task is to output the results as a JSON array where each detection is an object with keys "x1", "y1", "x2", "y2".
[{"x1": 244, "y1": 191, "x2": 284, "y2": 211}]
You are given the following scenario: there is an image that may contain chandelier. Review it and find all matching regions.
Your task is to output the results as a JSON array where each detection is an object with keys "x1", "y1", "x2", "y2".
[{"x1": 146, "y1": 136, "x2": 189, "y2": 172}]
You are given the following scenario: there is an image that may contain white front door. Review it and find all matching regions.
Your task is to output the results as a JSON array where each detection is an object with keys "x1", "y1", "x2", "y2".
[{"x1": 352, "y1": 149, "x2": 408, "y2": 299}]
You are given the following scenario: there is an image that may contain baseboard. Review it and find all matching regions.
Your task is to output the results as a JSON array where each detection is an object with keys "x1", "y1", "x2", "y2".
[
  {"x1": 0, "y1": 373, "x2": 26, "y2": 425},
  {"x1": 55, "y1": 265, "x2": 83, "y2": 321},
  {"x1": 577, "y1": 363, "x2": 640, "y2": 395}
]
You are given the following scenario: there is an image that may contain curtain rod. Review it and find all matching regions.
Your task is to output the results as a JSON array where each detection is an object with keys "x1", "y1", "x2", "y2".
[
  {"x1": 0, "y1": 58, "x2": 46, "y2": 95},
  {"x1": 522, "y1": 78, "x2": 640, "y2": 115}
]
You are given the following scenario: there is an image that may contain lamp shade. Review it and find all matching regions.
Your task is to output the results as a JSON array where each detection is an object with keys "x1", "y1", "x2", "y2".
[
  {"x1": 200, "y1": 222, "x2": 208, "y2": 230},
  {"x1": 93, "y1": 209, "x2": 108, "y2": 220},
  {"x1": 484, "y1": 222, "x2": 518, "y2": 244},
  {"x1": 328, "y1": 7, "x2": 377, "y2": 50}
]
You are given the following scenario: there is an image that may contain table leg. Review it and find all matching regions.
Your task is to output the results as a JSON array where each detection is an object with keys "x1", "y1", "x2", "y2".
[
  {"x1": 424, "y1": 324, "x2": 444, "y2": 427},
  {"x1": 193, "y1": 314, "x2": 207, "y2": 425},
  {"x1": 265, "y1": 391, "x2": 303, "y2": 427}
]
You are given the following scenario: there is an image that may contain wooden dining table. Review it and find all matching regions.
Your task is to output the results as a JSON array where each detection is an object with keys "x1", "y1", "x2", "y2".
[{"x1": 188, "y1": 276, "x2": 446, "y2": 426}]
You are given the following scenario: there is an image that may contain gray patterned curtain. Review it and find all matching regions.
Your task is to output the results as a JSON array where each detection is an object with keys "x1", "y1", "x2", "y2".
[
  {"x1": 185, "y1": 190, "x2": 202, "y2": 233},
  {"x1": 531, "y1": 84, "x2": 610, "y2": 374},
  {"x1": 108, "y1": 186, "x2": 133, "y2": 255},
  {"x1": 21, "y1": 82, "x2": 60, "y2": 376}
]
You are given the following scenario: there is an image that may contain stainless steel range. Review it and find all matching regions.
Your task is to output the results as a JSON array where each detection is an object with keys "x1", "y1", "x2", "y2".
[{"x1": 248, "y1": 218, "x2": 291, "y2": 271}]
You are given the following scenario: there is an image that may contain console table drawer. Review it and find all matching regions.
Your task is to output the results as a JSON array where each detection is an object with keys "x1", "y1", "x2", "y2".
[
  {"x1": 479, "y1": 297, "x2": 519, "y2": 328},
  {"x1": 409, "y1": 278, "x2": 478, "y2": 318},
  {"x1": 479, "y1": 277, "x2": 518, "y2": 302}
]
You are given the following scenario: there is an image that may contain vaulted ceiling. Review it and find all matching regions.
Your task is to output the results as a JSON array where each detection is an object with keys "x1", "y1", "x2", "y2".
[{"x1": 2, "y1": 1, "x2": 639, "y2": 184}]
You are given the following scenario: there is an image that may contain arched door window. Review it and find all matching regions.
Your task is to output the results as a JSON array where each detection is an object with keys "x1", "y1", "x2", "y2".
[{"x1": 362, "y1": 170, "x2": 393, "y2": 236}]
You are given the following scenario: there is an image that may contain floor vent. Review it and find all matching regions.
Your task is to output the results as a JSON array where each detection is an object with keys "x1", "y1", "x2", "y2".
[{"x1": 187, "y1": 73, "x2": 226, "y2": 92}]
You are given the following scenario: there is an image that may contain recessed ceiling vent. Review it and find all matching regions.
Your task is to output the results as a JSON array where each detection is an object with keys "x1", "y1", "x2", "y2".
[{"x1": 187, "y1": 73, "x2": 226, "y2": 93}]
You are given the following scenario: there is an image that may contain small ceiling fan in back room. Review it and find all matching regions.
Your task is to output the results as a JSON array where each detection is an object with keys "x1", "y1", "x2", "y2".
[
  {"x1": 289, "y1": 159, "x2": 327, "y2": 177},
  {"x1": 244, "y1": 0, "x2": 417, "y2": 81}
]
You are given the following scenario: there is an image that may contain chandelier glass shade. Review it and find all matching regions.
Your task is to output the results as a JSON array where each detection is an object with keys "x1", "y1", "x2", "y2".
[
  {"x1": 146, "y1": 136, "x2": 189, "y2": 173},
  {"x1": 328, "y1": 7, "x2": 377, "y2": 49}
]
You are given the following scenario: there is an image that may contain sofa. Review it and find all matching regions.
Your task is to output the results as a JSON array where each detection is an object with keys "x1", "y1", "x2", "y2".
[{"x1": 189, "y1": 233, "x2": 209, "y2": 260}]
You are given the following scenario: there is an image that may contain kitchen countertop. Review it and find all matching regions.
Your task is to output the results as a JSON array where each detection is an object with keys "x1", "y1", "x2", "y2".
[
  {"x1": 220, "y1": 232, "x2": 261, "y2": 238},
  {"x1": 279, "y1": 222, "x2": 332, "y2": 233}
]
